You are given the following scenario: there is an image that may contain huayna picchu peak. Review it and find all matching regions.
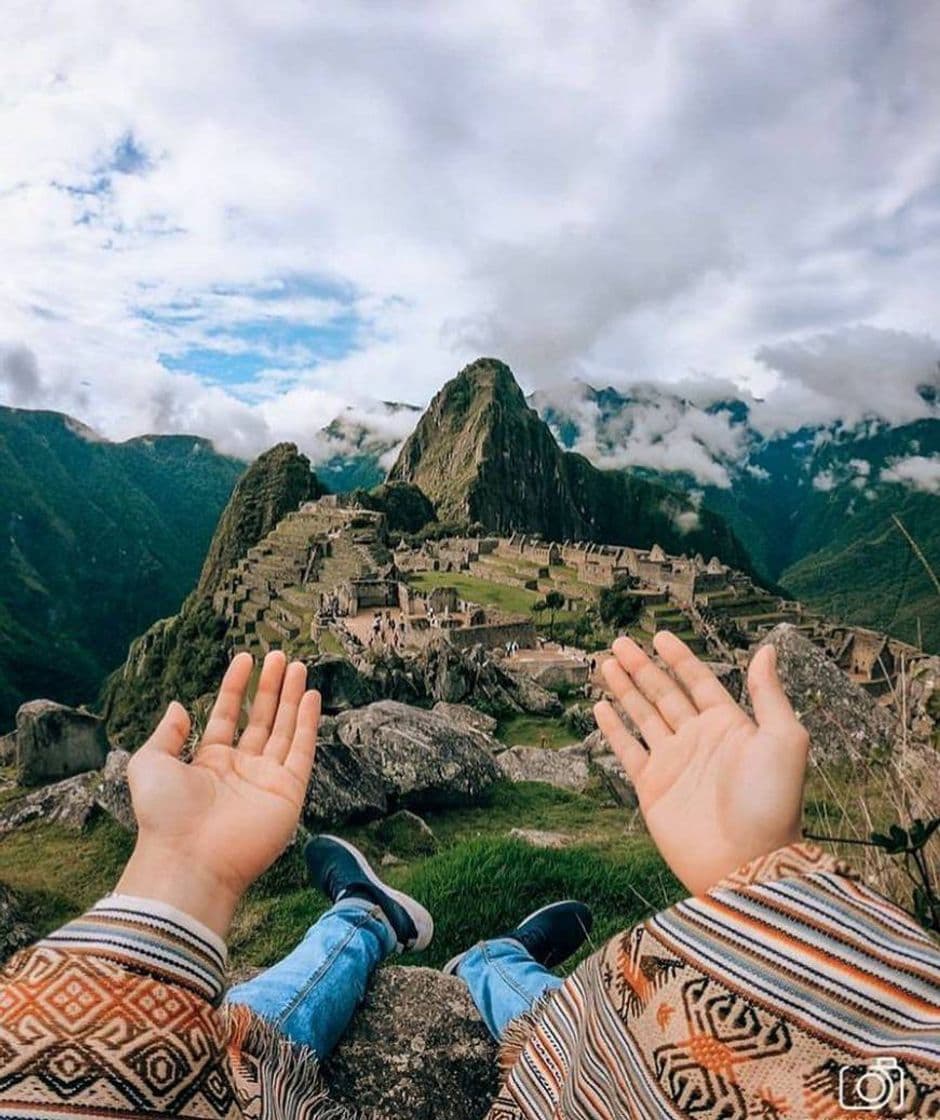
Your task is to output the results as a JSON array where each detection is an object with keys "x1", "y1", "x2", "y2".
[{"x1": 389, "y1": 358, "x2": 752, "y2": 572}]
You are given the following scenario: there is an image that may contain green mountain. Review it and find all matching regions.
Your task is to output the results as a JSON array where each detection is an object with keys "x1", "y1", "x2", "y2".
[
  {"x1": 0, "y1": 407, "x2": 244, "y2": 728},
  {"x1": 388, "y1": 359, "x2": 753, "y2": 571},
  {"x1": 103, "y1": 443, "x2": 322, "y2": 745}
]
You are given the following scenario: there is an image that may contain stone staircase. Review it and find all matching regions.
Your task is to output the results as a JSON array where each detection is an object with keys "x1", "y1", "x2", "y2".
[{"x1": 212, "y1": 503, "x2": 387, "y2": 655}]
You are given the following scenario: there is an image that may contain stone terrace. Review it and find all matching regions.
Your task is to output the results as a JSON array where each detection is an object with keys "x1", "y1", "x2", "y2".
[{"x1": 213, "y1": 501, "x2": 389, "y2": 655}]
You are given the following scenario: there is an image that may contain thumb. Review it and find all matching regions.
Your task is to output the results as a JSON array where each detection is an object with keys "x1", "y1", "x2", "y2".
[
  {"x1": 140, "y1": 701, "x2": 191, "y2": 757},
  {"x1": 747, "y1": 645, "x2": 797, "y2": 730}
]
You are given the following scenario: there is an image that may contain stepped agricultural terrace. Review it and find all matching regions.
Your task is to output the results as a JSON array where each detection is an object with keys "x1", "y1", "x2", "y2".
[{"x1": 211, "y1": 496, "x2": 925, "y2": 698}]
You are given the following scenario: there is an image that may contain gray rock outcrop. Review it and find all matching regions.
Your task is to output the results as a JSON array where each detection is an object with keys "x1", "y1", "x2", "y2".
[
  {"x1": 94, "y1": 750, "x2": 135, "y2": 830},
  {"x1": 593, "y1": 753, "x2": 638, "y2": 807},
  {"x1": 0, "y1": 732, "x2": 16, "y2": 767},
  {"x1": 432, "y1": 702, "x2": 498, "y2": 737},
  {"x1": 0, "y1": 883, "x2": 34, "y2": 962},
  {"x1": 0, "y1": 773, "x2": 98, "y2": 834},
  {"x1": 753, "y1": 625, "x2": 900, "y2": 759},
  {"x1": 322, "y1": 966, "x2": 499, "y2": 1119},
  {"x1": 14, "y1": 700, "x2": 109, "y2": 787},
  {"x1": 508, "y1": 827, "x2": 573, "y2": 849},
  {"x1": 306, "y1": 654, "x2": 378, "y2": 713},
  {"x1": 497, "y1": 743, "x2": 591, "y2": 792},
  {"x1": 305, "y1": 701, "x2": 500, "y2": 827}
]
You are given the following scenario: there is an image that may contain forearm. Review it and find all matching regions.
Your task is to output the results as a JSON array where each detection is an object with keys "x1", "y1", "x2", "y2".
[{"x1": 116, "y1": 837, "x2": 242, "y2": 939}]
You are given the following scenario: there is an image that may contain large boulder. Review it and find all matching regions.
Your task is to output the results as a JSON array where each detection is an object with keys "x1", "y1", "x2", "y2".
[
  {"x1": 0, "y1": 883, "x2": 34, "y2": 963},
  {"x1": 305, "y1": 701, "x2": 500, "y2": 828},
  {"x1": 497, "y1": 743, "x2": 591, "y2": 793},
  {"x1": 322, "y1": 966, "x2": 498, "y2": 1118},
  {"x1": 753, "y1": 625, "x2": 900, "y2": 760},
  {"x1": 500, "y1": 668, "x2": 563, "y2": 716},
  {"x1": 367, "y1": 810, "x2": 438, "y2": 858},
  {"x1": 593, "y1": 753, "x2": 638, "y2": 807},
  {"x1": 15, "y1": 700, "x2": 109, "y2": 787},
  {"x1": 305, "y1": 654, "x2": 377, "y2": 713},
  {"x1": 432, "y1": 701, "x2": 498, "y2": 737},
  {"x1": 94, "y1": 750, "x2": 136, "y2": 830},
  {"x1": 0, "y1": 773, "x2": 98, "y2": 834},
  {"x1": 0, "y1": 732, "x2": 16, "y2": 767}
]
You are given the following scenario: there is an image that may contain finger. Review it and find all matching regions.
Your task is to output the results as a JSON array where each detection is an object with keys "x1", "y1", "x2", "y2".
[
  {"x1": 139, "y1": 701, "x2": 191, "y2": 758},
  {"x1": 285, "y1": 690, "x2": 321, "y2": 784},
  {"x1": 238, "y1": 650, "x2": 287, "y2": 755},
  {"x1": 202, "y1": 652, "x2": 254, "y2": 748},
  {"x1": 601, "y1": 654, "x2": 672, "y2": 750},
  {"x1": 594, "y1": 700, "x2": 648, "y2": 783},
  {"x1": 264, "y1": 661, "x2": 308, "y2": 764},
  {"x1": 653, "y1": 630, "x2": 736, "y2": 712},
  {"x1": 747, "y1": 645, "x2": 799, "y2": 731},
  {"x1": 612, "y1": 635, "x2": 697, "y2": 730}
]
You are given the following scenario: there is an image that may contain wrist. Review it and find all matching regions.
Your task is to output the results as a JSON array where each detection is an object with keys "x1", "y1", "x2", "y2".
[{"x1": 116, "y1": 837, "x2": 242, "y2": 938}]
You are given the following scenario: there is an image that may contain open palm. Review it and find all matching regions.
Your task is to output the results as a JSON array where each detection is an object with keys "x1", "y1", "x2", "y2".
[
  {"x1": 124, "y1": 652, "x2": 320, "y2": 903},
  {"x1": 595, "y1": 632, "x2": 809, "y2": 895}
]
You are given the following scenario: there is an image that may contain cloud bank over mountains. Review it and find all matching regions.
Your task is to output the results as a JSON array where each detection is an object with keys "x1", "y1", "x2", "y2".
[{"x1": 1, "y1": 1, "x2": 939, "y2": 463}]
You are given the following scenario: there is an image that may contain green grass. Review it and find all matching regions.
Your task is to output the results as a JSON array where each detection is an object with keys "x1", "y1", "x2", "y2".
[
  {"x1": 0, "y1": 779, "x2": 672, "y2": 974},
  {"x1": 496, "y1": 714, "x2": 579, "y2": 749},
  {"x1": 408, "y1": 571, "x2": 539, "y2": 614},
  {"x1": 393, "y1": 836, "x2": 679, "y2": 970},
  {"x1": 0, "y1": 817, "x2": 135, "y2": 937},
  {"x1": 318, "y1": 630, "x2": 344, "y2": 656}
]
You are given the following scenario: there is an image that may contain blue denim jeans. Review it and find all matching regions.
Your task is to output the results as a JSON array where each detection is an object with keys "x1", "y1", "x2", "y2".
[
  {"x1": 456, "y1": 937, "x2": 563, "y2": 1039},
  {"x1": 226, "y1": 898, "x2": 396, "y2": 1058},
  {"x1": 226, "y1": 902, "x2": 561, "y2": 1056}
]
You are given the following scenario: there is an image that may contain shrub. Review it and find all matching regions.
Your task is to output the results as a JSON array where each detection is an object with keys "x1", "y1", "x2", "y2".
[{"x1": 598, "y1": 575, "x2": 641, "y2": 628}]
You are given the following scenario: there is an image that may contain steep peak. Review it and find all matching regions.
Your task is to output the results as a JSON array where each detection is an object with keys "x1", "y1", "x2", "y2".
[
  {"x1": 195, "y1": 442, "x2": 322, "y2": 599},
  {"x1": 431, "y1": 358, "x2": 529, "y2": 419}
]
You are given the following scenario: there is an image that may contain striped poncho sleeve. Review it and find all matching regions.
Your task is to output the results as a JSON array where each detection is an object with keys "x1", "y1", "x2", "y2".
[
  {"x1": 0, "y1": 893, "x2": 239, "y2": 1118},
  {"x1": 488, "y1": 842, "x2": 940, "y2": 1120}
]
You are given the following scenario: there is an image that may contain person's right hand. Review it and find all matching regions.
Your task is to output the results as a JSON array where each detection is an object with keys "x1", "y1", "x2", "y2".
[
  {"x1": 594, "y1": 632, "x2": 809, "y2": 896},
  {"x1": 117, "y1": 650, "x2": 320, "y2": 935}
]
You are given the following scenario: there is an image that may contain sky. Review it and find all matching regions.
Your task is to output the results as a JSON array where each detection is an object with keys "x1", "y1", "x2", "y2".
[{"x1": 1, "y1": 0, "x2": 939, "y2": 464}]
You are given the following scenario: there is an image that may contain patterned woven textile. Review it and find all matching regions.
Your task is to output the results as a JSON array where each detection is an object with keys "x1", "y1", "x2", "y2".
[
  {"x1": 488, "y1": 844, "x2": 940, "y2": 1119},
  {"x1": 0, "y1": 844, "x2": 938, "y2": 1119}
]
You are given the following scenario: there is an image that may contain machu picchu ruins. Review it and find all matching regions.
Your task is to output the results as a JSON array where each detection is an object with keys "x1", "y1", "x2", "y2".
[{"x1": 208, "y1": 493, "x2": 927, "y2": 703}]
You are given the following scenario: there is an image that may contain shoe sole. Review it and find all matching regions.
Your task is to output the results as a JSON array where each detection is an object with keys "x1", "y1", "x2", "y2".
[
  {"x1": 442, "y1": 899, "x2": 588, "y2": 977},
  {"x1": 318, "y1": 834, "x2": 434, "y2": 952}
]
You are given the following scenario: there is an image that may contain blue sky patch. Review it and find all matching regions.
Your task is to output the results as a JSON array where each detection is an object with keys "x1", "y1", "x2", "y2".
[{"x1": 150, "y1": 275, "x2": 364, "y2": 392}]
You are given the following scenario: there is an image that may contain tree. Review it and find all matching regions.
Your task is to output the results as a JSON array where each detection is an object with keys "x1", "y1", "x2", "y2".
[
  {"x1": 531, "y1": 598, "x2": 548, "y2": 624},
  {"x1": 598, "y1": 575, "x2": 641, "y2": 629},
  {"x1": 544, "y1": 590, "x2": 566, "y2": 640}
]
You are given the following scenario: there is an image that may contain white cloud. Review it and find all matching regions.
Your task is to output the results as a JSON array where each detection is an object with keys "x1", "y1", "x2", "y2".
[
  {"x1": 812, "y1": 470, "x2": 837, "y2": 492},
  {"x1": 752, "y1": 326, "x2": 940, "y2": 434},
  {"x1": 880, "y1": 454, "x2": 940, "y2": 493},
  {"x1": 533, "y1": 381, "x2": 751, "y2": 487},
  {"x1": 0, "y1": 1, "x2": 939, "y2": 456}
]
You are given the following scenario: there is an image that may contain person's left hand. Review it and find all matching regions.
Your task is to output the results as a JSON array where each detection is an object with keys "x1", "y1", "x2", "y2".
[{"x1": 117, "y1": 651, "x2": 320, "y2": 935}]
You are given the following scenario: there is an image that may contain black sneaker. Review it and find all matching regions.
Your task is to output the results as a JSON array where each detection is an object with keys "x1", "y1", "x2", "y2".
[
  {"x1": 305, "y1": 835, "x2": 434, "y2": 953},
  {"x1": 443, "y1": 900, "x2": 593, "y2": 976}
]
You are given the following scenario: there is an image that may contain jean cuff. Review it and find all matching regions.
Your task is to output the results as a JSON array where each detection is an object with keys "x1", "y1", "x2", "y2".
[{"x1": 329, "y1": 897, "x2": 397, "y2": 956}]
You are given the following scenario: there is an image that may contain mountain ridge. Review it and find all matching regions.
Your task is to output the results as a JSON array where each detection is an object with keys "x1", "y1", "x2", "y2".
[{"x1": 0, "y1": 406, "x2": 244, "y2": 726}]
